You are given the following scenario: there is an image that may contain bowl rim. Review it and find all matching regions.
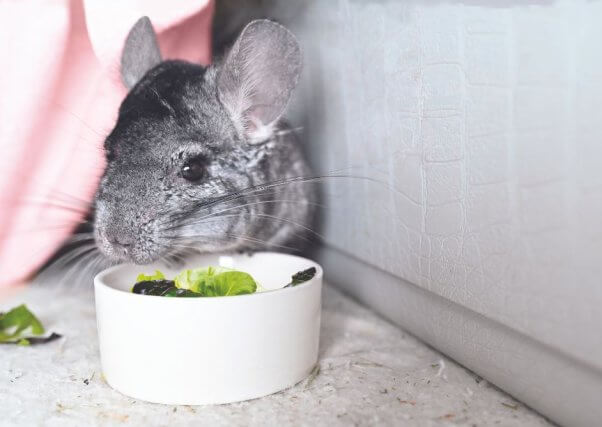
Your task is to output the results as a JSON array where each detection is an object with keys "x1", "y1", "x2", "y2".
[{"x1": 94, "y1": 251, "x2": 323, "y2": 302}]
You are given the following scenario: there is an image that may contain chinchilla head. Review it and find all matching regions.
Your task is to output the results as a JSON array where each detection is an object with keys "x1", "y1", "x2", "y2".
[{"x1": 94, "y1": 17, "x2": 302, "y2": 264}]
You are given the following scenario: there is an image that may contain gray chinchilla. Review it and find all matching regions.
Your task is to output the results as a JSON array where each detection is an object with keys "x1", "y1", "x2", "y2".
[{"x1": 93, "y1": 17, "x2": 316, "y2": 264}]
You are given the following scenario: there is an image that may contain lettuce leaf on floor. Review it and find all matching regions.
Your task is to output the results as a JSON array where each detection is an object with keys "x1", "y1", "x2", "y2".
[{"x1": 0, "y1": 304, "x2": 62, "y2": 346}]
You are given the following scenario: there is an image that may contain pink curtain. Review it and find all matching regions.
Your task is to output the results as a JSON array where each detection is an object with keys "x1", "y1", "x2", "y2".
[{"x1": 0, "y1": 0, "x2": 214, "y2": 287}]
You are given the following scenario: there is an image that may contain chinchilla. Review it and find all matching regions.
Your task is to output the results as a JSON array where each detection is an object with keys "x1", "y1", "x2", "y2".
[{"x1": 93, "y1": 17, "x2": 316, "y2": 265}]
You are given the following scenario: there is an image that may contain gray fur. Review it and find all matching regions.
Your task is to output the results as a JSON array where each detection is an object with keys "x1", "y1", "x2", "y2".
[{"x1": 94, "y1": 19, "x2": 315, "y2": 265}]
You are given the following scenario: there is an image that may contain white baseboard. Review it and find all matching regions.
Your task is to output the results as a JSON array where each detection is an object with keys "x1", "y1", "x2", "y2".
[{"x1": 316, "y1": 246, "x2": 602, "y2": 427}]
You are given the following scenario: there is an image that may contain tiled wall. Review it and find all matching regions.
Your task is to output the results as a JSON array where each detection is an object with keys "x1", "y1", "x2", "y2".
[{"x1": 279, "y1": 0, "x2": 602, "y2": 371}]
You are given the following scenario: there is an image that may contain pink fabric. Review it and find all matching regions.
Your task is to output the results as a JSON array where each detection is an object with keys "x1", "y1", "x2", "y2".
[{"x1": 0, "y1": 0, "x2": 213, "y2": 287}]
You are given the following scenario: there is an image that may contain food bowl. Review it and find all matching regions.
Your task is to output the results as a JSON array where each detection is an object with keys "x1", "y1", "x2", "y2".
[{"x1": 94, "y1": 252, "x2": 322, "y2": 405}]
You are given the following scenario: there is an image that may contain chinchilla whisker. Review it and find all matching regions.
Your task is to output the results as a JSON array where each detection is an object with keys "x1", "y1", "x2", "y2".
[
  {"x1": 54, "y1": 239, "x2": 99, "y2": 268},
  {"x1": 45, "y1": 234, "x2": 96, "y2": 261},
  {"x1": 0, "y1": 209, "x2": 92, "y2": 239},
  {"x1": 165, "y1": 243, "x2": 205, "y2": 253},
  {"x1": 49, "y1": 190, "x2": 94, "y2": 209},
  {"x1": 176, "y1": 210, "x2": 323, "y2": 243},
  {"x1": 36, "y1": 244, "x2": 98, "y2": 286},
  {"x1": 172, "y1": 251, "x2": 189, "y2": 263},
  {"x1": 72, "y1": 254, "x2": 96, "y2": 290},
  {"x1": 61, "y1": 233, "x2": 96, "y2": 245},
  {"x1": 5, "y1": 195, "x2": 90, "y2": 215},
  {"x1": 163, "y1": 245, "x2": 205, "y2": 263},
  {"x1": 166, "y1": 173, "x2": 366, "y2": 226},
  {"x1": 76, "y1": 250, "x2": 109, "y2": 288},
  {"x1": 52, "y1": 102, "x2": 106, "y2": 138},
  {"x1": 162, "y1": 212, "x2": 318, "y2": 251},
  {"x1": 161, "y1": 247, "x2": 192, "y2": 267},
  {"x1": 47, "y1": 243, "x2": 98, "y2": 273},
  {"x1": 163, "y1": 198, "x2": 325, "y2": 231},
  {"x1": 190, "y1": 171, "x2": 383, "y2": 226},
  {"x1": 159, "y1": 253, "x2": 184, "y2": 268},
  {"x1": 221, "y1": 233, "x2": 302, "y2": 252},
  {"x1": 160, "y1": 191, "x2": 302, "y2": 231},
  {"x1": 167, "y1": 232, "x2": 234, "y2": 246},
  {"x1": 166, "y1": 214, "x2": 247, "y2": 233},
  {"x1": 253, "y1": 213, "x2": 323, "y2": 241},
  {"x1": 156, "y1": 241, "x2": 211, "y2": 267},
  {"x1": 0, "y1": 222, "x2": 85, "y2": 239},
  {"x1": 165, "y1": 213, "x2": 280, "y2": 240},
  {"x1": 61, "y1": 249, "x2": 101, "y2": 290},
  {"x1": 61, "y1": 251, "x2": 92, "y2": 290},
  {"x1": 160, "y1": 197, "x2": 320, "y2": 228},
  {"x1": 227, "y1": 171, "x2": 377, "y2": 197},
  {"x1": 167, "y1": 168, "x2": 396, "y2": 232},
  {"x1": 37, "y1": 187, "x2": 93, "y2": 207},
  {"x1": 76, "y1": 252, "x2": 110, "y2": 291},
  {"x1": 174, "y1": 231, "x2": 301, "y2": 252}
]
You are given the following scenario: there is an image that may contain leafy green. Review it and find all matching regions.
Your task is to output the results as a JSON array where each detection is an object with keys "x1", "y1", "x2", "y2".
[
  {"x1": 132, "y1": 280, "x2": 175, "y2": 296},
  {"x1": 132, "y1": 280, "x2": 204, "y2": 297},
  {"x1": 173, "y1": 266, "x2": 228, "y2": 292},
  {"x1": 0, "y1": 305, "x2": 61, "y2": 346},
  {"x1": 0, "y1": 304, "x2": 44, "y2": 341},
  {"x1": 203, "y1": 271, "x2": 257, "y2": 296},
  {"x1": 135, "y1": 270, "x2": 165, "y2": 283},
  {"x1": 132, "y1": 265, "x2": 318, "y2": 298},
  {"x1": 175, "y1": 267, "x2": 257, "y2": 296},
  {"x1": 132, "y1": 266, "x2": 258, "y2": 297},
  {"x1": 284, "y1": 267, "x2": 317, "y2": 288}
]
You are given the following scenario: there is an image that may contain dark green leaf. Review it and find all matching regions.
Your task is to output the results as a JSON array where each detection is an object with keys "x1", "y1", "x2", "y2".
[
  {"x1": 284, "y1": 267, "x2": 317, "y2": 288},
  {"x1": 132, "y1": 280, "x2": 205, "y2": 297},
  {"x1": 0, "y1": 332, "x2": 62, "y2": 346},
  {"x1": 132, "y1": 280, "x2": 176, "y2": 295}
]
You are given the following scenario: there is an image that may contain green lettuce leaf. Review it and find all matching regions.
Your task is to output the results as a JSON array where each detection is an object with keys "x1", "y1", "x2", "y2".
[
  {"x1": 135, "y1": 270, "x2": 165, "y2": 283},
  {"x1": 174, "y1": 266, "x2": 257, "y2": 296},
  {"x1": 206, "y1": 271, "x2": 257, "y2": 296},
  {"x1": 174, "y1": 266, "x2": 227, "y2": 292},
  {"x1": 0, "y1": 304, "x2": 44, "y2": 342},
  {"x1": 0, "y1": 304, "x2": 61, "y2": 345}
]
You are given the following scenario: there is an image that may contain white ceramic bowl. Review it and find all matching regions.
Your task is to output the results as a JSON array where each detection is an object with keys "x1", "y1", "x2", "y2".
[{"x1": 94, "y1": 252, "x2": 322, "y2": 405}]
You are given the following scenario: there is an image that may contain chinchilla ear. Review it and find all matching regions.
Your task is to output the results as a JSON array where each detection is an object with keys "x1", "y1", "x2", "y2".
[
  {"x1": 217, "y1": 19, "x2": 302, "y2": 144},
  {"x1": 121, "y1": 16, "x2": 162, "y2": 89}
]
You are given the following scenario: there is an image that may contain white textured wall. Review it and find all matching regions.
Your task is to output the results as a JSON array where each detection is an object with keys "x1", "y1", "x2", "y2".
[{"x1": 280, "y1": 0, "x2": 602, "y2": 372}]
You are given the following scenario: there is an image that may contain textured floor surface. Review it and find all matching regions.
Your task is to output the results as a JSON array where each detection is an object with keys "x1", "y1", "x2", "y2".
[{"x1": 0, "y1": 283, "x2": 552, "y2": 427}]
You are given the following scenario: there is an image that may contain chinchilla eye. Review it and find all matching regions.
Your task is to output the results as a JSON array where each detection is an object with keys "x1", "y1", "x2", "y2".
[{"x1": 181, "y1": 156, "x2": 207, "y2": 182}]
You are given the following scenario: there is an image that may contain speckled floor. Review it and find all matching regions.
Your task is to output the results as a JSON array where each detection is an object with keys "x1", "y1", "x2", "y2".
[{"x1": 0, "y1": 283, "x2": 552, "y2": 426}]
